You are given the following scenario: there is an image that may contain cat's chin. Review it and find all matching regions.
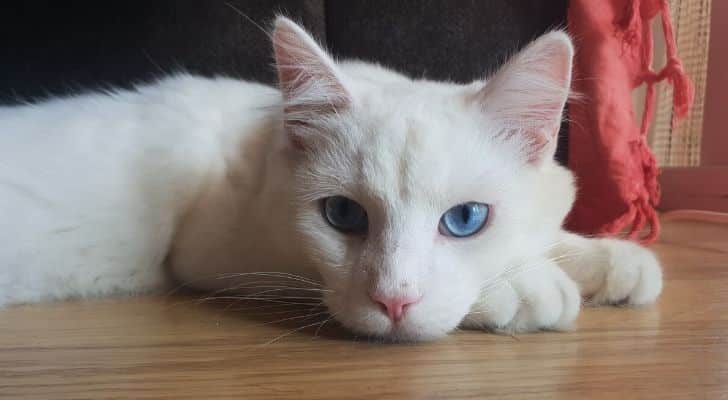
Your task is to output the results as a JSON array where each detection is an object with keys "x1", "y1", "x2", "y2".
[
  {"x1": 339, "y1": 317, "x2": 454, "y2": 343},
  {"x1": 381, "y1": 325, "x2": 453, "y2": 343}
]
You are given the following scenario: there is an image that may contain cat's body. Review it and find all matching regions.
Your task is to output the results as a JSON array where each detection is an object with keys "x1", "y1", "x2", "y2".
[
  {"x1": 0, "y1": 18, "x2": 662, "y2": 341},
  {"x1": 0, "y1": 75, "x2": 284, "y2": 304}
]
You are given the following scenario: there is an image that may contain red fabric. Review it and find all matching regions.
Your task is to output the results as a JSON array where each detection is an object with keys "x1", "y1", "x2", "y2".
[{"x1": 566, "y1": 0, "x2": 693, "y2": 244}]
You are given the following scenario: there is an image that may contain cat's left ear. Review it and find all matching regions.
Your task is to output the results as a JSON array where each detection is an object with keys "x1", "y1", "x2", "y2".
[
  {"x1": 473, "y1": 31, "x2": 574, "y2": 165},
  {"x1": 272, "y1": 17, "x2": 351, "y2": 149}
]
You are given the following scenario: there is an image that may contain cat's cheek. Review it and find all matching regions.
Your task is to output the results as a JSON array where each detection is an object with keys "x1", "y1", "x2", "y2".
[
  {"x1": 404, "y1": 303, "x2": 472, "y2": 341},
  {"x1": 323, "y1": 290, "x2": 391, "y2": 337},
  {"x1": 294, "y1": 208, "x2": 347, "y2": 259}
]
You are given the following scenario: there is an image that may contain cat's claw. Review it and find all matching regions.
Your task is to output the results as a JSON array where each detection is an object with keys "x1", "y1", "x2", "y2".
[{"x1": 462, "y1": 261, "x2": 581, "y2": 333}]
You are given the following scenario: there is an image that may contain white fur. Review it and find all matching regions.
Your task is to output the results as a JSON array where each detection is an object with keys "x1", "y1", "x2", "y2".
[{"x1": 0, "y1": 17, "x2": 662, "y2": 341}]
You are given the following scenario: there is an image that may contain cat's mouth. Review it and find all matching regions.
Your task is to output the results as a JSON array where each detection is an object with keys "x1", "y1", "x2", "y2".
[
  {"x1": 376, "y1": 320, "x2": 453, "y2": 343},
  {"x1": 323, "y1": 292, "x2": 461, "y2": 342}
]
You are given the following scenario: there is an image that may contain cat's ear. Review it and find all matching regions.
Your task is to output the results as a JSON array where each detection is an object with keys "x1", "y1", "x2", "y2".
[
  {"x1": 272, "y1": 16, "x2": 351, "y2": 149},
  {"x1": 473, "y1": 31, "x2": 573, "y2": 165}
]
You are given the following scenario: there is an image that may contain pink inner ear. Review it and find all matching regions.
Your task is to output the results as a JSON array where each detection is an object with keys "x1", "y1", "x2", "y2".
[
  {"x1": 474, "y1": 31, "x2": 573, "y2": 164},
  {"x1": 525, "y1": 126, "x2": 558, "y2": 164},
  {"x1": 272, "y1": 18, "x2": 349, "y2": 105},
  {"x1": 272, "y1": 18, "x2": 351, "y2": 151}
]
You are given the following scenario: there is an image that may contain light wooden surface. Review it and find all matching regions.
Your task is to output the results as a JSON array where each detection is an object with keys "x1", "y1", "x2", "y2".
[{"x1": 1, "y1": 219, "x2": 727, "y2": 399}]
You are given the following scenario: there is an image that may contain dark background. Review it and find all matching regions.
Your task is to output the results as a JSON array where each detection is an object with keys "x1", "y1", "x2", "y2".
[{"x1": 0, "y1": 0, "x2": 569, "y2": 161}]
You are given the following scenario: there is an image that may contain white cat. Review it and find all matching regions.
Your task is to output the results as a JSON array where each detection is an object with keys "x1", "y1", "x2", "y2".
[{"x1": 0, "y1": 17, "x2": 662, "y2": 341}]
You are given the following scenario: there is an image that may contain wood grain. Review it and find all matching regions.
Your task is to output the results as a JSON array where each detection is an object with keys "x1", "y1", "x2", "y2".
[{"x1": 1, "y1": 220, "x2": 727, "y2": 399}]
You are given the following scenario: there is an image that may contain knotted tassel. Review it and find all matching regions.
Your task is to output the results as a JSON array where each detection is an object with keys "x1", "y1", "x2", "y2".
[
  {"x1": 617, "y1": 0, "x2": 642, "y2": 47},
  {"x1": 630, "y1": 0, "x2": 693, "y2": 243},
  {"x1": 657, "y1": 1, "x2": 695, "y2": 126}
]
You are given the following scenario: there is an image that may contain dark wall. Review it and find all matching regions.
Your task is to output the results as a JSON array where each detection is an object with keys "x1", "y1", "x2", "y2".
[
  {"x1": 326, "y1": 0, "x2": 568, "y2": 83},
  {"x1": 0, "y1": 1, "x2": 325, "y2": 102},
  {"x1": 0, "y1": 0, "x2": 568, "y2": 162}
]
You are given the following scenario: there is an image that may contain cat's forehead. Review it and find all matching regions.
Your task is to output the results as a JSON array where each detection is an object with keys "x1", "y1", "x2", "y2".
[
  {"x1": 344, "y1": 91, "x2": 509, "y2": 207},
  {"x1": 353, "y1": 80, "x2": 476, "y2": 150},
  {"x1": 302, "y1": 77, "x2": 520, "y2": 210}
]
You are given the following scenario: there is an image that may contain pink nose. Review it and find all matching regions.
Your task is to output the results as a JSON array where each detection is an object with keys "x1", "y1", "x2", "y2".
[{"x1": 370, "y1": 293, "x2": 422, "y2": 322}]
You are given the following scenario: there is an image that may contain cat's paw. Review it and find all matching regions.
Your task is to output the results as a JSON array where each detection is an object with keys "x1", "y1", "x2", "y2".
[
  {"x1": 461, "y1": 261, "x2": 581, "y2": 333},
  {"x1": 589, "y1": 240, "x2": 663, "y2": 306}
]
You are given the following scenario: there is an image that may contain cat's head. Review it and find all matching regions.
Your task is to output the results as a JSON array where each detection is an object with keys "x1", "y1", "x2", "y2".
[{"x1": 273, "y1": 17, "x2": 576, "y2": 341}]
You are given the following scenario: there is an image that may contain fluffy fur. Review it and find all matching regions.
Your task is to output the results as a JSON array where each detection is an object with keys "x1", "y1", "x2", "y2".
[{"x1": 0, "y1": 17, "x2": 662, "y2": 341}]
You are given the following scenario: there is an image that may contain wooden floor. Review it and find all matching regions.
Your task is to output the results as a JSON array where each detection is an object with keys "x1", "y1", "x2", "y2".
[{"x1": 1, "y1": 218, "x2": 727, "y2": 399}]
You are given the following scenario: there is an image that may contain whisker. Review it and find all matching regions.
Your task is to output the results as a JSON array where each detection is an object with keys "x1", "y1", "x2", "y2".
[
  {"x1": 165, "y1": 270, "x2": 325, "y2": 297},
  {"x1": 477, "y1": 247, "x2": 587, "y2": 295},
  {"x1": 237, "y1": 286, "x2": 333, "y2": 293},
  {"x1": 313, "y1": 313, "x2": 338, "y2": 339},
  {"x1": 194, "y1": 296, "x2": 322, "y2": 307},
  {"x1": 261, "y1": 310, "x2": 330, "y2": 326},
  {"x1": 209, "y1": 280, "x2": 309, "y2": 295},
  {"x1": 215, "y1": 272, "x2": 324, "y2": 287},
  {"x1": 240, "y1": 304, "x2": 327, "y2": 316},
  {"x1": 225, "y1": 288, "x2": 330, "y2": 299},
  {"x1": 208, "y1": 295, "x2": 325, "y2": 301},
  {"x1": 260, "y1": 315, "x2": 338, "y2": 346},
  {"x1": 222, "y1": 302, "x2": 300, "y2": 313}
]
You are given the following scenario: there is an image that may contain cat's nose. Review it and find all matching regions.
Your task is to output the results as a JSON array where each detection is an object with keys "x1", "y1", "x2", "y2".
[{"x1": 370, "y1": 293, "x2": 422, "y2": 322}]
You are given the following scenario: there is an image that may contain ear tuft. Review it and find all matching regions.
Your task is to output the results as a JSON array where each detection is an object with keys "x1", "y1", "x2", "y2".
[
  {"x1": 272, "y1": 17, "x2": 350, "y2": 150},
  {"x1": 272, "y1": 17, "x2": 351, "y2": 150},
  {"x1": 474, "y1": 31, "x2": 574, "y2": 164}
]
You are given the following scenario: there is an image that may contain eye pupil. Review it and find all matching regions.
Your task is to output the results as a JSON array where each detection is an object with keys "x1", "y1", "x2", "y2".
[
  {"x1": 460, "y1": 205, "x2": 471, "y2": 222},
  {"x1": 439, "y1": 202, "x2": 489, "y2": 238},
  {"x1": 323, "y1": 196, "x2": 368, "y2": 234}
]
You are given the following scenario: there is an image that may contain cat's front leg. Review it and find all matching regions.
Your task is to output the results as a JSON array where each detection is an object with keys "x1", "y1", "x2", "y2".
[
  {"x1": 461, "y1": 259, "x2": 581, "y2": 332},
  {"x1": 550, "y1": 231, "x2": 663, "y2": 306}
]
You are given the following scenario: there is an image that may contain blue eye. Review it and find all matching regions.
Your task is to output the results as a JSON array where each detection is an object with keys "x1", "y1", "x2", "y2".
[
  {"x1": 322, "y1": 196, "x2": 368, "y2": 234},
  {"x1": 439, "y1": 202, "x2": 490, "y2": 238}
]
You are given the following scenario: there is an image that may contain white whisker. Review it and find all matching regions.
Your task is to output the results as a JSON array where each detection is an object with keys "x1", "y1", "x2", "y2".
[{"x1": 260, "y1": 315, "x2": 338, "y2": 346}]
